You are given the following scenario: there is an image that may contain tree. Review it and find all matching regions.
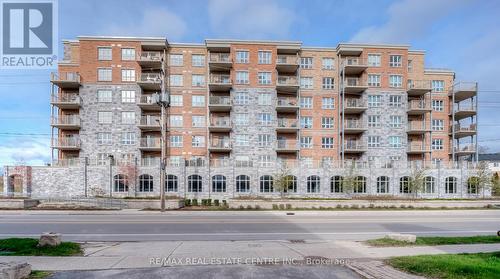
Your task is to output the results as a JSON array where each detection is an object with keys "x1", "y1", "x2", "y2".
[
  {"x1": 274, "y1": 163, "x2": 292, "y2": 199},
  {"x1": 470, "y1": 161, "x2": 492, "y2": 198},
  {"x1": 342, "y1": 161, "x2": 358, "y2": 197},
  {"x1": 491, "y1": 172, "x2": 500, "y2": 197},
  {"x1": 408, "y1": 166, "x2": 427, "y2": 198},
  {"x1": 119, "y1": 163, "x2": 138, "y2": 197}
]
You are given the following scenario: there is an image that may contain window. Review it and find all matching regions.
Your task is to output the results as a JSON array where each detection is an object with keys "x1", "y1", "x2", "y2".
[
  {"x1": 307, "y1": 175, "x2": 320, "y2": 193},
  {"x1": 258, "y1": 93, "x2": 272, "y2": 105},
  {"x1": 432, "y1": 119, "x2": 444, "y2": 131},
  {"x1": 170, "y1": 95, "x2": 183, "y2": 106},
  {"x1": 170, "y1": 115, "x2": 183, "y2": 127},
  {"x1": 368, "y1": 115, "x2": 380, "y2": 127},
  {"x1": 97, "y1": 153, "x2": 111, "y2": 166},
  {"x1": 322, "y1": 77, "x2": 335, "y2": 89},
  {"x1": 283, "y1": 176, "x2": 297, "y2": 193},
  {"x1": 234, "y1": 92, "x2": 249, "y2": 104},
  {"x1": 98, "y1": 111, "x2": 112, "y2": 124},
  {"x1": 300, "y1": 136, "x2": 312, "y2": 148},
  {"x1": 258, "y1": 134, "x2": 272, "y2": 147},
  {"x1": 235, "y1": 113, "x2": 249, "y2": 126},
  {"x1": 170, "y1": 75, "x2": 183, "y2": 86},
  {"x1": 389, "y1": 75, "x2": 403, "y2": 88},
  {"x1": 121, "y1": 48, "x2": 135, "y2": 60},
  {"x1": 259, "y1": 155, "x2": 272, "y2": 167},
  {"x1": 331, "y1": 176, "x2": 343, "y2": 193},
  {"x1": 260, "y1": 175, "x2": 273, "y2": 192},
  {"x1": 258, "y1": 50, "x2": 272, "y2": 64},
  {"x1": 368, "y1": 54, "x2": 381, "y2": 66},
  {"x1": 258, "y1": 72, "x2": 272, "y2": 85},
  {"x1": 121, "y1": 90, "x2": 135, "y2": 103},
  {"x1": 300, "y1": 77, "x2": 313, "y2": 89},
  {"x1": 322, "y1": 57, "x2": 335, "y2": 70},
  {"x1": 192, "y1": 136, "x2": 205, "y2": 147},
  {"x1": 212, "y1": 175, "x2": 226, "y2": 192},
  {"x1": 121, "y1": 69, "x2": 135, "y2": 82},
  {"x1": 432, "y1": 139, "x2": 443, "y2": 150},
  {"x1": 300, "y1": 97, "x2": 312, "y2": 108},
  {"x1": 322, "y1": 117, "x2": 334, "y2": 128},
  {"x1": 354, "y1": 176, "x2": 366, "y2": 193},
  {"x1": 235, "y1": 71, "x2": 249, "y2": 84},
  {"x1": 170, "y1": 135, "x2": 183, "y2": 147},
  {"x1": 139, "y1": 174, "x2": 153, "y2": 192},
  {"x1": 191, "y1": 115, "x2": 205, "y2": 127},
  {"x1": 389, "y1": 136, "x2": 402, "y2": 148},
  {"x1": 368, "y1": 74, "x2": 381, "y2": 87},
  {"x1": 236, "y1": 175, "x2": 250, "y2": 192},
  {"x1": 467, "y1": 177, "x2": 479, "y2": 194},
  {"x1": 113, "y1": 174, "x2": 128, "y2": 192},
  {"x1": 188, "y1": 175, "x2": 202, "y2": 192},
  {"x1": 191, "y1": 54, "x2": 205, "y2": 67},
  {"x1": 368, "y1": 136, "x2": 381, "y2": 148},
  {"x1": 321, "y1": 137, "x2": 334, "y2": 149},
  {"x1": 389, "y1": 55, "x2": 402, "y2": 67},
  {"x1": 236, "y1": 51, "x2": 249, "y2": 63},
  {"x1": 166, "y1": 175, "x2": 178, "y2": 192},
  {"x1": 389, "y1": 115, "x2": 402, "y2": 128},
  {"x1": 97, "y1": 132, "x2": 112, "y2": 145},
  {"x1": 377, "y1": 176, "x2": 389, "y2": 193},
  {"x1": 97, "y1": 90, "x2": 112, "y2": 102},
  {"x1": 259, "y1": 113, "x2": 272, "y2": 125},
  {"x1": 424, "y1": 176, "x2": 435, "y2": 193},
  {"x1": 121, "y1": 132, "x2": 136, "y2": 145},
  {"x1": 300, "y1": 57, "x2": 313, "y2": 69},
  {"x1": 389, "y1": 95, "x2": 402, "y2": 107},
  {"x1": 445, "y1": 177, "x2": 457, "y2": 194},
  {"x1": 322, "y1": 97, "x2": 335, "y2": 109},
  {"x1": 407, "y1": 59, "x2": 413, "y2": 72},
  {"x1": 121, "y1": 111, "x2": 135, "y2": 124},
  {"x1": 170, "y1": 54, "x2": 183, "y2": 66},
  {"x1": 368, "y1": 95, "x2": 382, "y2": 107},
  {"x1": 191, "y1": 95, "x2": 205, "y2": 107},
  {"x1": 235, "y1": 134, "x2": 250, "y2": 146},
  {"x1": 300, "y1": 116, "x2": 313, "y2": 129},
  {"x1": 432, "y1": 80, "x2": 445, "y2": 92},
  {"x1": 235, "y1": 156, "x2": 251, "y2": 167},
  {"x1": 97, "y1": 68, "x2": 112, "y2": 81},
  {"x1": 432, "y1": 100, "x2": 444, "y2": 111},
  {"x1": 400, "y1": 176, "x2": 411, "y2": 193},
  {"x1": 98, "y1": 47, "x2": 112, "y2": 60},
  {"x1": 192, "y1": 75, "x2": 205, "y2": 87}
]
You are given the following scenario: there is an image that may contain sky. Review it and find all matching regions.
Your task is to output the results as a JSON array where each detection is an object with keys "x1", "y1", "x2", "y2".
[{"x1": 1, "y1": 0, "x2": 500, "y2": 168}]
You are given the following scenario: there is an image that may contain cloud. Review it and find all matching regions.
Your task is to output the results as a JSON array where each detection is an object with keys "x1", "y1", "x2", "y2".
[
  {"x1": 208, "y1": 0, "x2": 297, "y2": 39},
  {"x1": 0, "y1": 138, "x2": 51, "y2": 167}
]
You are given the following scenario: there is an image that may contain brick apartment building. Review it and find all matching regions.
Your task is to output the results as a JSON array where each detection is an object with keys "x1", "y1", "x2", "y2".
[{"x1": 7, "y1": 36, "x2": 481, "y2": 199}]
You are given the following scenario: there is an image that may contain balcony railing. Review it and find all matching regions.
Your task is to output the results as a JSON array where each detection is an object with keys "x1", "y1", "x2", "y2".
[
  {"x1": 51, "y1": 137, "x2": 80, "y2": 148},
  {"x1": 140, "y1": 137, "x2": 161, "y2": 148},
  {"x1": 452, "y1": 123, "x2": 477, "y2": 133},
  {"x1": 139, "y1": 116, "x2": 160, "y2": 126},
  {"x1": 277, "y1": 75, "x2": 298, "y2": 86},
  {"x1": 50, "y1": 72, "x2": 80, "y2": 83},
  {"x1": 345, "y1": 77, "x2": 364, "y2": 86},
  {"x1": 344, "y1": 119, "x2": 364, "y2": 129},
  {"x1": 453, "y1": 144, "x2": 476, "y2": 153},
  {"x1": 277, "y1": 97, "x2": 298, "y2": 106},
  {"x1": 209, "y1": 96, "x2": 231, "y2": 105},
  {"x1": 51, "y1": 115, "x2": 81, "y2": 126},
  {"x1": 139, "y1": 95, "x2": 156, "y2": 105},
  {"x1": 140, "y1": 72, "x2": 161, "y2": 82},
  {"x1": 277, "y1": 118, "x2": 298, "y2": 128},
  {"x1": 407, "y1": 143, "x2": 428, "y2": 152},
  {"x1": 453, "y1": 102, "x2": 477, "y2": 112},
  {"x1": 141, "y1": 157, "x2": 161, "y2": 167},
  {"x1": 51, "y1": 93, "x2": 80, "y2": 104},
  {"x1": 407, "y1": 100, "x2": 430, "y2": 110},
  {"x1": 407, "y1": 121, "x2": 429, "y2": 131},
  {"x1": 345, "y1": 98, "x2": 366, "y2": 108},
  {"x1": 210, "y1": 138, "x2": 231, "y2": 148},
  {"x1": 342, "y1": 57, "x2": 368, "y2": 67},
  {"x1": 209, "y1": 53, "x2": 231, "y2": 63},
  {"x1": 277, "y1": 140, "x2": 298, "y2": 149},
  {"x1": 209, "y1": 74, "x2": 231, "y2": 84},
  {"x1": 344, "y1": 141, "x2": 366, "y2": 151},
  {"x1": 452, "y1": 82, "x2": 477, "y2": 93},
  {"x1": 210, "y1": 117, "x2": 231, "y2": 127},
  {"x1": 277, "y1": 55, "x2": 298, "y2": 65},
  {"x1": 407, "y1": 80, "x2": 432, "y2": 91},
  {"x1": 138, "y1": 51, "x2": 162, "y2": 62}
]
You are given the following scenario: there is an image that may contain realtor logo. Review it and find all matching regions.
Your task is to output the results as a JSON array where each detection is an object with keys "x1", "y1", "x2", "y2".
[{"x1": 0, "y1": 0, "x2": 58, "y2": 69}]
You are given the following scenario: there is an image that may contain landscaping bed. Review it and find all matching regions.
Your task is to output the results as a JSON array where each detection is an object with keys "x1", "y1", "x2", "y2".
[
  {"x1": 366, "y1": 235, "x2": 500, "y2": 247},
  {"x1": 0, "y1": 238, "x2": 82, "y2": 256}
]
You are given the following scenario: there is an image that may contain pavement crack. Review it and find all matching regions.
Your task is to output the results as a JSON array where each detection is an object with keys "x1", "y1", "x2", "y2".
[
  {"x1": 165, "y1": 241, "x2": 183, "y2": 261},
  {"x1": 84, "y1": 242, "x2": 120, "y2": 257},
  {"x1": 278, "y1": 241, "x2": 306, "y2": 258}
]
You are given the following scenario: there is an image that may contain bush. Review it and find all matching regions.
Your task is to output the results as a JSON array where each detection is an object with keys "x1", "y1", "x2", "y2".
[
  {"x1": 192, "y1": 199, "x2": 198, "y2": 206},
  {"x1": 246, "y1": 205, "x2": 253, "y2": 210},
  {"x1": 184, "y1": 199, "x2": 191, "y2": 206},
  {"x1": 400, "y1": 205, "x2": 406, "y2": 208},
  {"x1": 286, "y1": 204, "x2": 292, "y2": 210},
  {"x1": 350, "y1": 204, "x2": 359, "y2": 209},
  {"x1": 255, "y1": 205, "x2": 261, "y2": 210},
  {"x1": 239, "y1": 205, "x2": 245, "y2": 210},
  {"x1": 279, "y1": 204, "x2": 285, "y2": 210},
  {"x1": 336, "y1": 204, "x2": 342, "y2": 209},
  {"x1": 207, "y1": 199, "x2": 212, "y2": 206},
  {"x1": 214, "y1": 199, "x2": 220, "y2": 207},
  {"x1": 369, "y1": 204, "x2": 375, "y2": 208},
  {"x1": 343, "y1": 205, "x2": 349, "y2": 209},
  {"x1": 272, "y1": 204, "x2": 279, "y2": 210}
]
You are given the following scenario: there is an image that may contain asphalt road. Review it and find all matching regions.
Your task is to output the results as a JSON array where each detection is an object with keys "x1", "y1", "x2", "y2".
[{"x1": 0, "y1": 210, "x2": 499, "y2": 241}]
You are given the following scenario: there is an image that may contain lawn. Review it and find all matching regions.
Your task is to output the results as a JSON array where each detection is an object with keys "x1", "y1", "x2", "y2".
[
  {"x1": 366, "y1": 235, "x2": 500, "y2": 247},
  {"x1": 0, "y1": 238, "x2": 82, "y2": 256},
  {"x1": 388, "y1": 252, "x2": 500, "y2": 279}
]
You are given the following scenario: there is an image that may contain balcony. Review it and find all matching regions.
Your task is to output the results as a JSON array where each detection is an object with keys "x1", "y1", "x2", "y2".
[
  {"x1": 407, "y1": 80, "x2": 432, "y2": 96},
  {"x1": 276, "y1": 118, "x2": 299, "y2": 133},
  {"x1": 341, "y1": 57, "x2": 368, "y2": 75},
  {"x1": 139, "y1": 137, "x2": 161, "y2": 151},
  {"x1": 209, "y1": 74, "x2": 232, "y2": 91},
  {"x1": 276, "y1": 55, "x2": 299, "y2": 73},
  {"x1": 137, "y1": 51, "x2": 163, "y2": 68},
  {"x1": 452, "y1": 144, "x2": 476, "y2": 155},
  {"x1": 450, "y1": 82, "x2": 477, "y2": 102},
  {"x1": 344, "y1": 98, "x2": 367, "y2": 114},
  {"x1": 276, "y1": 140, "x2": 299, "y2": 153},
  {"x1": 51, "y1": 115, "x2": 81, "y2": 130},
  {"x1": 343, "y1": 120, "x2": 366, "y2": 134},
  {"x1": 50, "y1": 72, "x2": 81, "y2": 89},
  {"x1": 452, "y1": 102, "x2": 477, "y2": 121},
  {"x1": 51, "y1": 137, "x2": 81, "y2": 150},
  {"x1": 138, "y1": 95, "x2": 160, "y2": 111},
  {"x1": 138, "y1": 72, "x2": 161, "y2": 90},
  {"x1": 276, "y1": 75, "x2": 299, "y2": 93},
  {"x1": 50, "y1": 93, "x2": 80, "y2": 109},
  {"x1": 209, "y1": 138, "x2": 232, "y2": 152},
  {"x1": 276, "y1": 97, "x2": 299, "y2": 112},
  {"x1": 209, "y1": 53, "x2": 232, "y2": 70},
  {"x1": 343, "y1": 78, "x2": 368, "y2": 94},
  {"x1": 209, "y1": 117, "x2": 232, "y2": 132},
  {"x1": 209, "y1": 96, "x2": 231, "y2": 112},
  {"x1": 407, "y1": 100, "x2": 431, "y2": 115},
  {"x1": 407, "y1": 143, "x2": 430, "y2": 154},
  {"x1": 343, "y1": 141, "x2": 366, "y2": 153},
  {"x1": 138, "y1": 116, "x2": 161, "y2": 131},
  {"x1": 451, "y1": 124, "x2": 477, "y2": 138},
  {"x1": 407, "y1": 121, "x2": 431, "y2": 135}
]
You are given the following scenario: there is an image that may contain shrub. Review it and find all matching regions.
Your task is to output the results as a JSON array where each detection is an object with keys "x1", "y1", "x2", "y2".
[
  {"x1": 255, "y1": 205, "x2": 261, "y2": 210},
  {"x1": 400, "y1": 205, "x2": 406, "y2": 208},
  {"x1": 389, "y1": 205, "x2": 397, "y2": 209},
  {"x1": 407, "y1": 205, "x2": 414, "y2": 209},
  {"x1": 350, "y1": 204, "x2": 359, "y2": 209},
  {"x1": 369, "y1": 204, "x2": 375, "y2": 208},
  {"x1": 286, "y1": 204, "x2": 292, "y2": 210},
  {"x1": 184, "y1": 199, "x2": 191, "y2": 206},
  {"x1": 239, "y1": 205, "x2": 245, "y2": 210},
  {"x1": 279, "y1": 204, "x2": 285, "y2": 210},
  {"x1": 214, "y1": 199, "x2": 220, "y2": 207},
  {"x1": 207, "y1": 199, "x2": 212, "y2": 206},
  {"x1": 336, "y1": 204, "x2": 342, "y2": 209},
  {"x1": 272, "y1": 204, "x2": 279, "y2": 210},
  {"x1": 246, "y1": 205, "x2": 253, "y2": 210},
  {"x1": 343, "y1": 205, "x2": 349, "y2": 209},
  {"x1": 192, "y1": 199, "x2": 198, "y2": 206},
  {"x1": 361, "y1": 205, "x2": 366, "y2": 209}
]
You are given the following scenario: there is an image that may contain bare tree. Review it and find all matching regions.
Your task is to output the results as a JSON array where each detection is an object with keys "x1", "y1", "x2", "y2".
[
  {"x1": 470, "y1": 161, "x2": 492, "y2": 198},
  {"x1": 342, "y1": 161, "x2": 358, "y2": 197},
  {"x1": 119, "y1": 164, "x2": 138, "y2": 196},
  {"x1": 491, "y1": 172, "x2": 500, "y2": 197},
  {"x1": 408, "y1": 166, "x2": 427, "y2": 198},
  {"x1": 274, "y1": 163, "x2": 292, "y2": 199}
]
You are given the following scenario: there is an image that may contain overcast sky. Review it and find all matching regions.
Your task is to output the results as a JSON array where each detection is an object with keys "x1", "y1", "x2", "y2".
[{"x1": 1, "y1": 0, "x2": 500, "y2": 167}]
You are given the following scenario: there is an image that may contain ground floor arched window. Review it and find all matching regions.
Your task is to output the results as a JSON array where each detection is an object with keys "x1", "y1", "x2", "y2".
[
  {"x1": 212, "y1": 175, "x2": 226, "y2": 192},
  {"x1": 284, "y1": 175, "x2": 297, "y2": 193},
  {"x1": 399, "y1": 176, "x2": 411, "y2": 193},
  {"x1": 166, "y1": 175, "x2": 178, "y2": 192},
  {"x1": 307, "y1": 175, "x2": 320, "y2": 193},
  {"x1": 260, "y1": 175, "x2": 273, "y2": 193},
  {"x1": 236, "y1": 175, "x2": 250, "y2": 193},
  {"x1": 188, "y1": 175, "x2": 202, "y2": 192},
  {"x1": 445, "y1": 177, "x2": 457, "y2": 194},
  {"x1": 424, "y1": 176, "x2": 435, "y2": 193},
  {"x1": 139, "y1": 174, "x2": 153, "y2": 192},
  {"x1": 377, "y1": 176, "x2": 389, "y2": 193},
  {"x1": 353, "y1": 176, "x2": 366, "y2": 193},
  {"x1": 467, "y1": 177, "x2": 479, "y2": 194},
  {"x1": 331, "y1": 176, "x2": 343, "y2": 193},
  {"x1": 114, "y1": 174, "x2": 128, "y2": 192}
]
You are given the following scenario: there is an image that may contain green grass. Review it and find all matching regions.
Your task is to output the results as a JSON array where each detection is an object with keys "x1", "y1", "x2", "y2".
[
  {"x1": 0, "y1": 238, "x2": 82, "y2": 256},
  {"x1": 388, "y1": 252, "x2": 500, "y2": 279},
  {"x1": 367, "y1": 235, "x2": 500, "y2": 247},
  {"x1": 29, "y1": 271, "x2": 53, "y2": 279}
]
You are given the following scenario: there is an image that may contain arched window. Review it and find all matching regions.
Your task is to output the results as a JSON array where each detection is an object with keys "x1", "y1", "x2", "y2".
[
  {"x1": 284, "y1": 175, "x2": 297, "y2": 193},
  {"x1": 236, "y1": 175, "x2": 250, "y2": 193},
  {"x1": 467, "y1": 177, "x2": 479, "y2": 194},
  {"x1": 331, "y1": 176, "x2": 343, "y2": 193},
  {"x1": 114, "y1": 174, "x2": 128, "y2": 192},
  {"x1": 260, "y1": 175, "x2": 273, "y2": 193},
  {"x1": 377, "y1": 176, "x2": 389, "y2": 193},
  {"x1": 424, "y1": 176, "x2": 435, "y2": 193},
  {"x1": 354, "y1": 176, "x2": 366, "y2": 193},
  {"x1": 212, "y1": 175, "x2": 226, "y2": 192},
  {"x1": 400, "y1": 176, "x2": 411, "y2": 193},
  {"x1": 139, "y1": 174, "x2": 153, "y2": 192},
  {"x1": 188, "y1": 175, "x2": 202, "y2": 192},
  {"x1": 445, "y1": 177, "x2": 457, "y2": 194},
  {"x1": 166, "y1": 175, "x2": 178, "y2": 192},
  {"x1": 307, "y1": 175, "x2": 320, "y2": 193}
]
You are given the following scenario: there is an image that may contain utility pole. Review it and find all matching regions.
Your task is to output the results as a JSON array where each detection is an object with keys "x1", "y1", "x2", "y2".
[{"x1": 156, "y1": 44, "x2": 169, "y2": 212}]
